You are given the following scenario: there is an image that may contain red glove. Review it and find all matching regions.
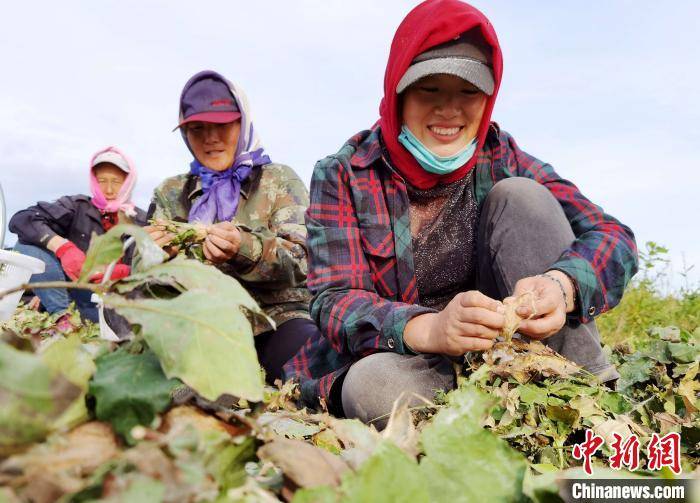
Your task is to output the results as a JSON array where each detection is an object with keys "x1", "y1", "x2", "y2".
[
  {"x1": 54, "y1": 241, "x2": 86, "y2": 281},
  {"x1": 89, "y1": 264, "x2": 131, "y2": 283}
]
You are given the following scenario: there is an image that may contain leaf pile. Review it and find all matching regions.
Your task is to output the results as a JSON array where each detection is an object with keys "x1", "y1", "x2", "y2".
[{"x1": 464, "y1": 331, "x2": 699, "y2": 474}]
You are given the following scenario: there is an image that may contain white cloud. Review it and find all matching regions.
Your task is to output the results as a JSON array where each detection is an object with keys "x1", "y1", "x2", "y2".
[{"x1": 1, "y1": 0, "x2": 697, "y2": 287}]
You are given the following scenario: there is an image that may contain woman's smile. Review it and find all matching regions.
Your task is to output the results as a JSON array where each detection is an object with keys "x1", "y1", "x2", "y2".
[
  {"x1": 427, "y1": 124, "x2": 465, "y2": 144},
  {"x1": 401, "y1": 74, "x2": 487, "y2": 157}
]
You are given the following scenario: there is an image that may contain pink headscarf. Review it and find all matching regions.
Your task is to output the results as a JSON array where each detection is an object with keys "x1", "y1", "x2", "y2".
[{"x1": 89, "y1": 146, "x2": 137, "y2": 216}]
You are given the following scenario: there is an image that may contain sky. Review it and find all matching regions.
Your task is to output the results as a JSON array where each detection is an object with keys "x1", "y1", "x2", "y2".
[{"x1": 1, "y1": 1, "x2": 698, "y2": 288}]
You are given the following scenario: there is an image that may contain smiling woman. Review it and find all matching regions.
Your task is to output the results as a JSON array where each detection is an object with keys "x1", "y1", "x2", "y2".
[
  {"x1": 146, "y1": 70, "x2": 320, "y2": 384},
  {"x1": 185, "y1": 121, "x2": 242, "y2": 172},
  {"x1": 284, "y1": 0, "x2": 639, "y2": 427},
  {"x1": 401, "y1": 75, "x2": 486, "y2": 158}
]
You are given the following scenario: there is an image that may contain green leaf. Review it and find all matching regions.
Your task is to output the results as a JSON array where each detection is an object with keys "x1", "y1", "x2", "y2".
[
  {"x1": 545, "y1": 405, "x2": 579, "y2": 426},
  {"x1": 116, "y1": 257, "x2": 261, "y2": 307},
  {"x1": 667, "y1": 342, "x2": 699, "y2": 364},
  {"x1": 637, "y1": 339, "x2": 673, "y2": 364},
  {"x1": 0, "y1": 342, "x2": 81, "y2": 451},
  {"x1": 597, "y1": 390, "x2": 632, "y2": 414},
  {"x1": 41, "y1": 335, "x2": 97, "y2": 429},
  {"x1": 88, "y1": 348, "x2": 180, "y2": 444},
  {"x1": 100, "y1": 473, "x2": 166, "y2": 503},
  {"x1": 341, "y1": 441, "x2": 429, "y2": 503},
  {"x1": 292, "y1": 486, "x2": 339, "y2": 503},
  {"x1": 616, "y1": 356, "x2": 655, "y2": 393},
  {"x1": 42, "y1": 336, "x2": 96, "y2": 389},
  {"x1": 258, "y1": 413, "x2": 322, "y2": 439},
  {"x1": 518, "y1": 383, "x2": 549, "y2": 405},
  {"x1": 80, "y1": 224, "x2": 166, "y2": 281},
  {"x1": 202, "y1": 433, "x2": 257, "y2": 491},
  {"x1": 419, "y1": 386, "x2": 527, "y2": 502},
  {"x1": 104, "y1": 289, "x2": 264, "y2": 402}
]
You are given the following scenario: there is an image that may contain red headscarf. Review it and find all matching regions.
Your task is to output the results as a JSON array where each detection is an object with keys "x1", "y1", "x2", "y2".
[{"x1": 378, "y1": 0, "x2": 503, "y2": 189}]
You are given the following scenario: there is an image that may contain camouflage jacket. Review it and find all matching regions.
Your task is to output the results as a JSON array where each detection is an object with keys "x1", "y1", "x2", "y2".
[{"x1": 148, "y1": 163, "x2": 312, "y2": 334}]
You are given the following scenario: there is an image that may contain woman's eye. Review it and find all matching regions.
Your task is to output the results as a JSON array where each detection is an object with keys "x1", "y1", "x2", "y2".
[
  {"x1": 461, "y1": 89, "x2": 479, "y2": 95},
  {"x1": 419, "y1": 86, "x2": 438, "y2": 93}
]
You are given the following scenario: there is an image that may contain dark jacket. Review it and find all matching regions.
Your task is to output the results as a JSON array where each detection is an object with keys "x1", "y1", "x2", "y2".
[{"x1": 10, "y1": 194, "x2": 147, "y2": 253}]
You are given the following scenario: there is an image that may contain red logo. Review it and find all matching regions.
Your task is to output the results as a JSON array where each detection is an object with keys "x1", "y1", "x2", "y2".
[
  {"x1": 647, "y1": 432, "x2": 681, "y2": 474},
  {"x1": 572, "y1": 430, "x2": 604, "y2": 475},
  {"x1": 211, "y1": 99, "x2": 233, "y2": 107},
  {"x1": 610, "y1": 433, "x2": 641, "y2": 471}
]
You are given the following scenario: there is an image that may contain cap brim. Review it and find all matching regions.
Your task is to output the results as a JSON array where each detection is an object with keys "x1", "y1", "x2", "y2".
[
  {"x1": 396, "y1": 58, "x2": 495, "y2": 95},
  {"x1": 91, "y1": 152, "x2": 130, "y2": 173},
  {"x1": 172, "y1": 111, "x2": 242, "y2": 131}
]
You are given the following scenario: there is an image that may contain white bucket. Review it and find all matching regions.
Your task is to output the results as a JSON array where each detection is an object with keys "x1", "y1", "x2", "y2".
[{"x1": 0, "y1": 249, "x2": 46, "y2": 322}]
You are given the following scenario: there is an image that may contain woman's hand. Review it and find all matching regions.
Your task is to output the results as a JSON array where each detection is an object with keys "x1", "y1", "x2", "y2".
[
  {"x1": 509, "y1": 270, "x2": 574, "y2": 339},
  {"x1": 145, "y1": 220, "x2": 176, "y2": 247},
  {"x1": 203, "y1": 222, "x2": 241, "y2": 264},
  {"x1": 53, "y1": 241, "x2": 87, "y2": 281},
  {"x1": 404, "y1": 291, "x2": 505, "y2": 356}
]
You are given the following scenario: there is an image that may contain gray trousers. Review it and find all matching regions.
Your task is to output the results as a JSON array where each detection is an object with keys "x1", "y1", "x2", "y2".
[{"x1": 342, "y1": 177, "x2": 619, "y2": 427}]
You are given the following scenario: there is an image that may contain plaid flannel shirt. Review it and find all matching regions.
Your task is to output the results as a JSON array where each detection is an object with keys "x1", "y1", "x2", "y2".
[{"x1": 284, "y1": 123, "x2": 638, "y2": 407}]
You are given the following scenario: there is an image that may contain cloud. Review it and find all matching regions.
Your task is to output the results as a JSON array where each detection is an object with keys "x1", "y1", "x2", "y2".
[{"x1": 1, "y1": 0, "x2": 697, "y2": 288}]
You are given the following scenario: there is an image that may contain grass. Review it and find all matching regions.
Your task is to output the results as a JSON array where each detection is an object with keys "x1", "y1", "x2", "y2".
[{"x1": 597, "y1": 242, "x2": 699, "y2": 347}]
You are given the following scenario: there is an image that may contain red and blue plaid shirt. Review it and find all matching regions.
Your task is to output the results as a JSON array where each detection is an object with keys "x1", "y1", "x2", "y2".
[{"x1": 284, "y1": 123, "x2": 638, "y2": 408}]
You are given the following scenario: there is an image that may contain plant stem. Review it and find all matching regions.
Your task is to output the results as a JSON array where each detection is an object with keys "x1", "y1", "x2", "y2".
[{"x1": 0, "y1": 281, "x2": 106, "y2": 301}]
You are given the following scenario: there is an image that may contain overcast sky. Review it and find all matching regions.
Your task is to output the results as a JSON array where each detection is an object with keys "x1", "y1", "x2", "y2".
[{"x1": 1, "y1": 1, "x2": 698, "y2": 288}]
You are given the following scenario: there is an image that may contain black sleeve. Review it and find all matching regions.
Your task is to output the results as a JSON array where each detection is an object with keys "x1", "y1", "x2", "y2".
[{"x1": 9, "y1": 196, "x2": 77, "y2": 247}]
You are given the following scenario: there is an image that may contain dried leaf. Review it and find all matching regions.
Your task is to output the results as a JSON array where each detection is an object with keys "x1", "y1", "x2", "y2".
[
  {"x1": 258, "y1": 438, "x2": 349, "y2": 488},
  {"x1": 485, "y1": 340, "x2": 582, "y2": 384},
  {"x1": 500, "y1": 291, "x2": 536, "y2": 343},
  {"x1": 0, "y1": 422, "x2": 118, "y2": 502},
  {"x1": 383, "y1": 394, "x2": 420, "y2": 457}
]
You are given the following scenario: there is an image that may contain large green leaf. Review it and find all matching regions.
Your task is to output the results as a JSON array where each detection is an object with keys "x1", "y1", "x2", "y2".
[
  {"x1": 0, "y1": 342, "x2": 81, "y2": 451},
  {"x1": 341, "y1": 441, "x2": 429, "y2": 503},
  {"x1": 292, "y1": 486, "x2": 339, "y2": 503},
  {"x1": 80, "y1": 224, "x2": 166, "y2": 281},
  {"x1": 419, "y1": 386, "x2": 527, "y2": 503},
  {"x1": 291, "y1": 441, "x2": 429, "y2": 503},
  {"x1": 88, "y1": 348, "x2": 180, "y2": 444},
  {"x1": 116, "y1": 257, "x2": 260, "y2": 307},
  {"x1": 104, "y1": 277, "x2": 265, "y2": 402},
  {"x1": 41, "y1": 335, "x2": 97, "y2": 429},
  {"x1": 668, "y1": 342, "x2": 699, "y2": 364}
]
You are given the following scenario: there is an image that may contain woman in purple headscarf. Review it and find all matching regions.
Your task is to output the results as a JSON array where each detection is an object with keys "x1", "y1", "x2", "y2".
[{"x1": 145, "y1": 70, "x2": 317, "y2": 383}]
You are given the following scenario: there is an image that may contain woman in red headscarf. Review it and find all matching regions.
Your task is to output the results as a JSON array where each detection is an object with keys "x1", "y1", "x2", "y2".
[{"x1": 285, "y1": 0, "x2": 638, "y2": 426}]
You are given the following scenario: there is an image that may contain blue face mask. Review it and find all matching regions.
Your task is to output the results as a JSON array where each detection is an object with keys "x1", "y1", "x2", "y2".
[{"x1": 398, "y1": 125, "x2": 477, "y2": 175}]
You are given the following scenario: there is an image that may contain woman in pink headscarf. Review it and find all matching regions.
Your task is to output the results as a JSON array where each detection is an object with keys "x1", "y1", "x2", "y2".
[{"x1": 10, "y1": 146, "x2": 147, "y2": 321}]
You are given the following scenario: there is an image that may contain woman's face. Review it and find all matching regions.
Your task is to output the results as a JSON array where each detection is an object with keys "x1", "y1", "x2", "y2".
[
  {"x1": 93, "y1": 163, "x2": 127, "y2": 200},
  {"x1": 401, "y1": 73, "x2": 488, "y2": 157},
  {"x1": 186, "y1": 120, "x2": 241, "y2": 171}
]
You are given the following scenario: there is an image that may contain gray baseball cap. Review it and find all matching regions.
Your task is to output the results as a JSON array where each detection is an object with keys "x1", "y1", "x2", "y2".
[
  {"x1": 92, "y1": 151, "x2": 130, "y2": 173},
  {"x1": 396, "y1": 31, "x2": 494, "y2": 95}
]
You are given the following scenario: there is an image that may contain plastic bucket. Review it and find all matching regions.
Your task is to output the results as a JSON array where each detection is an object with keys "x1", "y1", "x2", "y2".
[{"x1": 0, "y1": 249, "x2": 46, "y2": 322}]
